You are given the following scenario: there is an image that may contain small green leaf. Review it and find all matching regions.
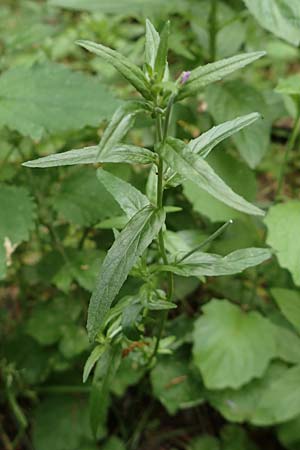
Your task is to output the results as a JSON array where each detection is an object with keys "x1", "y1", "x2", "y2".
[
  {"x1": 193, "y1": 299, "x2": 277, "y2": 389},
  {"x1": 77, "y1": 40, "x2": 151, "y2": 100},
  {"x1": 87, "y1": 206, "x2": 165, "y2": 341},
  {"x1": 89, "y1": 346, "x2": 120, "y2": 436},
  {"x1": 189, "y1": 112, "x2": 261, "y2": 158},
  {"x1": 178, "y1": 52, "x2": 265, "y2": 100},
  {"x1": 98, "y1": 101, "x2": 146, "y2": 156},
  {"x1": 83, "y1": 344, "x2": 107, "y2": 383},
  {"x1": 145, "y1": 19, "x2": 160, "y2": 69},
  {"x1": 271, "y1": 288, "x2": 300, "y2": 333},
  {"x1": 157, "y1": 248, "x2": 271, "y2": 277},
  {"x1": 162, "y1": 138, "x2": 264, "y2": 216},
  {"x1": 154, "y1": 21, "x2": 170, "y2": 81},
  {"x1": 97, "y1": 168, "x2": 150, "y2": 219}
]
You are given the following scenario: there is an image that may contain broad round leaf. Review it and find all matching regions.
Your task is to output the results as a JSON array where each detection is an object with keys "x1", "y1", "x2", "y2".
[
  {"x1": 193, "y1": 299, "x2": 277, "y2": 389},
  {"x1": 209, "y1": 362, "x2": 286, "y2": 423},
  {"x1": 265, "y1": 201, "x2": 300, "y2": 286},
  {"x1": 0, "y1": 63, "x2": 119, "y2": 140}
]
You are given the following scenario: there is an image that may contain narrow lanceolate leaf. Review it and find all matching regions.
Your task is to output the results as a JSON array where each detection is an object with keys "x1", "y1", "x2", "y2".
[
  {"x1": 162, "y1": 138, "x2": 264, "y2": 216},
  {"x1": 22, "y1": 144, "x2": 156, "y2": 168},
  {"x1": 97, "y1": 169, "x2": 150, "y2": 219},
  {"x1": 156, "y1": 248, "x2": 271, "y2": 277},
  {"x1": 189, "y1": 113, "x2": 261, "y2": 158},
  {"x1": 177, "y1": 52, "x2": 266, "y2": 100},
  {"x1": 154, "y1": 21, "x2": 170, "y2": 81},
  {"x1": 77, "y1": 40, "x2": 152, "y2": 100},
  {"x1": 87, "y1": 206, "x2": 165, "y2": 341},
  {"x1": 98, "y1": 101, "x2": 146, "y2": 156},
  {"x1": 145, "y1": 19, "x2": 160, "y2": 68},
  {"x1": 193, "y1": 300, "x2": 277, "y2": 390}
]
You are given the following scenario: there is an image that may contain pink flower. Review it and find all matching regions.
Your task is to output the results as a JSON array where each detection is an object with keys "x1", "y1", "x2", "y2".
[{"x1": 180, "y1": 71, "x2": 191, "y2": 84}]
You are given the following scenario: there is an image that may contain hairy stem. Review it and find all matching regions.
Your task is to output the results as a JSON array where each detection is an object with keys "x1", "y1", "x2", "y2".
[
  {"x1": 149, "y1": 105, "x2": 175, "y2": 364},
  {"x1": 276, "y1": 110, "x2": 300, "y2": 201}
]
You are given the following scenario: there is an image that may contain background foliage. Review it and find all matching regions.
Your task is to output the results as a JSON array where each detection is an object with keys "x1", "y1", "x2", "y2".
[{"x1": 1, "y1": 1, "x2": 300, "y2": 449}]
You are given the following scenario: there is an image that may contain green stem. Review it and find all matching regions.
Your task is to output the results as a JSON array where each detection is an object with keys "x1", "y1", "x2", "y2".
[
  {"x1": 209, "y1": 0, "x2": 218, "y2": 62},
  {"x1": 276, "y1": 110, "x2": 300, "y2": 201},
  {"x1": 148, "y1": 105, "x2": 175, "y2": 365}
]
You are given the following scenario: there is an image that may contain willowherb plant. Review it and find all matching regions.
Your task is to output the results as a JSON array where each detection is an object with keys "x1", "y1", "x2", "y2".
[{"x1": 24, "y1": 20, "x2": 270, "y2": 399}]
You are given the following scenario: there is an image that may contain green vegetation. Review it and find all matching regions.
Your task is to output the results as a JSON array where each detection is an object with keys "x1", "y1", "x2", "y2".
[{"x1": 1, "y1": 1, "x2": 300, "y2": 449}]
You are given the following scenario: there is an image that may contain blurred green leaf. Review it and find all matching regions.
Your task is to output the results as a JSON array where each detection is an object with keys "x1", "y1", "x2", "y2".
[
  {"x1": 278, "y1": 416, "x2": 300, "y2": 450},
  {"x1": 209, "y1": 362, "x2": 287, "y2": 423},
  {"x1": 206, "y1": 81, "x2": 271, "y2": 167},
  {"x1": 271, "y1": 288, "x2": 300, "y2": 333},
  {"x1": 0, "y1": 63, "x2": 119, "y2": 139},
  {"x1": 49, "y1": 0, "x2": 187, "y2": 14},
  {"x1": 276, "y1": 74, "x2": 300, "y2": 96},
  {"x1": 52, "y1": 168, "x2": 122, "y2": 226},
  {"x1": 0, "y1": 184, "x2": 36, "y2": 278},
  {"x1": 265, "y1": 201, "x2": 300, "y2": 286},
  {"x1": 244, "y1": 0, "x2": 300, "y2": 46},
  {"x1": 151, "y1": 353, "x2": 204, "y2": 415},
  {"x1": 26, "y1": 297, "x2": 81, "y2": 346},
  {"x1": 193, "y1": 299, "x2": 277, "y2": 389},
  {"x1": 33, "y1": 396, "x2": 101, "y2": 450}
]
